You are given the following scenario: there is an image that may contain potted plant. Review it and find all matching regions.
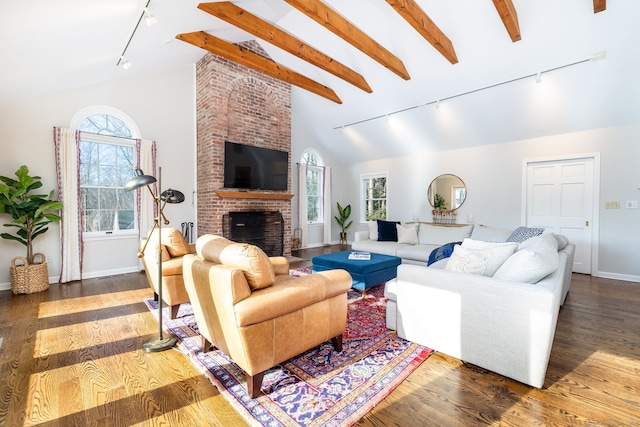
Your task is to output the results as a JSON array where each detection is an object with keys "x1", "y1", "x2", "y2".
[
  {"x1": 0, "y1": 165, "x2": 63, "y2": 294},
  {"x1": 334, "y1": 202, "x2": 352, "y2": 245}
]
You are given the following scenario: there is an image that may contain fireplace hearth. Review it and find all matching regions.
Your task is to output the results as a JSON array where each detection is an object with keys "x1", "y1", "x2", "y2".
[{"x1": 222, "y1": 211, "x2": 284, "y2": 256}]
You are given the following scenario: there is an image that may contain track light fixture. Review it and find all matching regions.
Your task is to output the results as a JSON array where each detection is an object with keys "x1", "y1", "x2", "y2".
[
  {"x1": 333, "y1": 52, "x2": 607, "y2": 130},
  {"x1": 121, "y1": 57, "x2": 132, "y2": 70},
  {"x1": 144, "y1": 8, "x2": 158, "y2": 26},
  {"x1": 116, "y1": 0, "x2": 155, "y2": 68}
]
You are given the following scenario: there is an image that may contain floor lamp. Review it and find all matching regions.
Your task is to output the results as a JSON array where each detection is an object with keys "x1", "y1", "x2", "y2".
[{"x1": 125, "y1": 167, "x2": 185, "y2": 352}]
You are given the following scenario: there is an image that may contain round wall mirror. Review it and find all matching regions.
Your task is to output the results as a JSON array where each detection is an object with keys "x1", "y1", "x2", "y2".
[{"x1": 428, "y1": 174, "x2": 467, "y2": 210}]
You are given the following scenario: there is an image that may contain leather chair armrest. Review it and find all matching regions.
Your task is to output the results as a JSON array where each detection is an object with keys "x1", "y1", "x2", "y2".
[{"x1": 269, "y1": 256, "x2": 290, "y2": 275}]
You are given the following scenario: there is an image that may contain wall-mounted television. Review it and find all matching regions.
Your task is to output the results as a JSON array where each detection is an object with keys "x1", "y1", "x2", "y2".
[{"x1": 223, "y1": 141, "x2": 289, "y2": 191}]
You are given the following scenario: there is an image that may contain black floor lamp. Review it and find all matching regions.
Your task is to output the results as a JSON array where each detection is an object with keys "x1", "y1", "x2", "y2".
[{"x1": 125, "y1": 167, "x2": 185, "y2": 352}]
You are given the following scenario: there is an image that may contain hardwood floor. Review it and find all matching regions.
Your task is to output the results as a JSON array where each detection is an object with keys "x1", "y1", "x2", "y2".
[{"x1": 1, "y1": 245, "x2": 638, "y2": 426}]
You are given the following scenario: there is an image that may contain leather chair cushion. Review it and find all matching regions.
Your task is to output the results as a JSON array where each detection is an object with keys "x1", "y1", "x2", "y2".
[
  {"x1": 197, "y1": 234, "x2": 275, "y2": 290},
  {"x1": 161, "y1": 256, "x2": 184, "y2": 276}
]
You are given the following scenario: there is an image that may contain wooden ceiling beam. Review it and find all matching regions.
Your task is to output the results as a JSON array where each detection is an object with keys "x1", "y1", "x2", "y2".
[
  {"x1": 492, "y1": 0, "x2": 521, "y2": 42},
  {"x1": 176, "y1": 31, "x2": 342, "y2": 104},
  {"x1": 198, "y1": 2, "x2": 372, "y2": 93},
  {"x1": 594, "y1": 0, "x2": 606, "y2": 13},
  {"x1": 385, "y1": 0, "x2": 458, "y2": 64},
  {"x1": 284, "y1": 0, "x2": 410, "y2": 80}
]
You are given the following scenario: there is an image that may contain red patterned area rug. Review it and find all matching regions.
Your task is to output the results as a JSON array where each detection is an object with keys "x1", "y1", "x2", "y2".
[{"x1": 145, "y1": 267, "x2": 432, "y2": 426}]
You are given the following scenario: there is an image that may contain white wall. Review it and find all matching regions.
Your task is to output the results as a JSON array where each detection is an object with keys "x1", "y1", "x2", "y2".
[
  {"x1": 328, "y1": 124, "x2": 640, "y2": 281},
  {"x1": 0, "y1": 65, "x2": 197, "y2": 289}
]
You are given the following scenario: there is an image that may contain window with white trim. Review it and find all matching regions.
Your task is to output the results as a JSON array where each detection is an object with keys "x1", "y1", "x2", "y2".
[
  {"x1": 78, "y1": 114, "x2": 136, "y2": 235},
  {"x1": 301, "y1": 150, "x2": 324, "y2": 224},
  {"x1": 361, "y1": 173, "x2": 388, "y2": 221}
]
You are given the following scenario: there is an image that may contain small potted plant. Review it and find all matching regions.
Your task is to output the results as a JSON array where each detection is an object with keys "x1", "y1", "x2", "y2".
[
  {"x1": 334, "y1": 202, "x2": 352, "y2": 245},
  {"x1": 0, "y1": 165, "x2": 63, "y2": 294}
]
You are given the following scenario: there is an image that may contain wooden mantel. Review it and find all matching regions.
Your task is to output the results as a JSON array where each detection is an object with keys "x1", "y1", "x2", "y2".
[{"x1": 215, "y1": 190, "x2": 294, "y2": 200}]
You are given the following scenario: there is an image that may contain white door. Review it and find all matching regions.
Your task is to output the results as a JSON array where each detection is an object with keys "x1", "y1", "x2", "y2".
[{"x1": 525, "y1": 158, "x2": 595, "y2": 274}]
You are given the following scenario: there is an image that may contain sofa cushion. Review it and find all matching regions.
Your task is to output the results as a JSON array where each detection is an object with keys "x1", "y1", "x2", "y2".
[
  {"x1": 418, "y1": 223, "x2": 473, "y2": 246},
  {"x1": 494, "y1": 234, "x2": 559, "y2": 283},
  {"x1": 469, "y1": 225, "x2": 512, "y2": 242},
  {"x1": 507, "y1": 226, "x2": 545, "y2": 243},
  {"x1": 378, "y1": 220, "x2": 401, "y2": 241},
  {"x1": 396, "y1": 223, "x2": 418, "y2": 244},
  {"x1": 161, "y1": 228, "x2": 191, "y2": 257},
  {"x1": 197, "y1": 234, "x2": 275, "y2": 290},
  {"x1": 352, "y1": 240, "x2": 403, "y2": 257},
  {"x1": 396, "y1": 244, "x2": 437, "y2": 262},
  {"x1": 445, "y1": 242, "x2": 517, "y2": 276}
]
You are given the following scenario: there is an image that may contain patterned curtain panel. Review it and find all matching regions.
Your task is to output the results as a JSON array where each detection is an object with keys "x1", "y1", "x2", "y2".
[
  {"x1": 53, "y1": 127, "x2": 83, "y2": 283},
  {"x1": 323, "y1": 166, "x2": 332, "y2": 245}
]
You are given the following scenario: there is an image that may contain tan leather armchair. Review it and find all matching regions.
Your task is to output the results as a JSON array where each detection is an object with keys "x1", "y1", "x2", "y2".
[
  {"x1": 182, "y1": 234, "x2": 352, "y2": 398},
  {"x1": 141, "y1": 227, "x2": 194, "y2": 319}
]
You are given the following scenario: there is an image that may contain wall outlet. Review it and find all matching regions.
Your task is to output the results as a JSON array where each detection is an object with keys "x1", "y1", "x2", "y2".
[
  {"x1": 626, "y1": 200, "x2": 638, "y2": 209},
  {"x1": 605, "y1": 201, "x2": 620, "y2": 209}
]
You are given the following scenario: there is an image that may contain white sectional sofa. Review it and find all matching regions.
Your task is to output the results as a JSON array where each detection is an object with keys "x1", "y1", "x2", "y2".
[{"x1": 353, "y1": 222, "x2": 575, "y2": 388}]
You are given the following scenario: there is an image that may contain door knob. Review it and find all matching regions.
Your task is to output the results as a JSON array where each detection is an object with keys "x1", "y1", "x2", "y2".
[{"x1": 585, "y1": 220, "x2": 590, "y2": 226}]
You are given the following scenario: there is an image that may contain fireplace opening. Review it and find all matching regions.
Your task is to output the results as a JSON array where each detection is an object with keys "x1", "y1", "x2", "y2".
[{"x1": 222, "y1": 211, "x2": 284, "y2": 256}]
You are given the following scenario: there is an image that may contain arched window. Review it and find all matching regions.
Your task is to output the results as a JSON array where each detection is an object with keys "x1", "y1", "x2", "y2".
[
  {"x1": 73, "y1": 108, "x2": 140, "y2": 235},
  {"x1": 301, "y1": 150, "x2": 324, "y2": 224}
]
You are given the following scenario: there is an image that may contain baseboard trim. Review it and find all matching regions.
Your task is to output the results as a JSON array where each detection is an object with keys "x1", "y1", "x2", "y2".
[
  {"x1": 0, "y1": 267, "x2": 142, "y2": 292},
  {"x1": 596, "y1": 271, "x2": 640, "y2": 284}
]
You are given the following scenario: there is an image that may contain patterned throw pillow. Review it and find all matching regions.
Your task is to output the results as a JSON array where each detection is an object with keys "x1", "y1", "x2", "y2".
[{"x1": 506, "y1": 226, "x2": 545, "y2": 243}]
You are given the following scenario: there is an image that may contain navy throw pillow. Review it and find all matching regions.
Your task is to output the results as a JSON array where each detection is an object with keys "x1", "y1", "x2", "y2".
[{"x1": 377, "y1": 220, "x2": 400, "y2": 241}]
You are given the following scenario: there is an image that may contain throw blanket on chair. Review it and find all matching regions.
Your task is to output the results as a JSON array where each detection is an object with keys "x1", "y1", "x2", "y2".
[{"x1": 427, "y1": 241, "x2": 462, "y2": 266}]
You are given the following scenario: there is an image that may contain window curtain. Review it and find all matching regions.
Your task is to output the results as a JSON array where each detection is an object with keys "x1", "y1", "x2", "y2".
[
  {"x1": 135, "y1": 139, "x2": 157, "y2": 240},
  {"x1": 323, "y1": 166, "x2": 332, "y2": 245},
  {"x1": 297, "y1": 163, "x2": 309, "y2": 248},
  {"x1": 53, "y1": 127, "x2": 83, "y2": 283}
]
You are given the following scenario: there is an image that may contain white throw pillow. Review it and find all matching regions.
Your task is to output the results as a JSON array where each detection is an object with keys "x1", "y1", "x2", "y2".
[
  {"x1": 445, "y1": 243, "x2": 517, "y2": 276},
  {"x1": 396, "y1": 223, "x2": 418, "y2": 244},
  {"x1": 494, "y1": 234, "x2": 559, "y2": 283},
  {"x1": 461, "y1": 238, "x2": 518, "y2": 251},
  {"x1": 368, "y1": 221, "x2": 378, "y2": 240}
]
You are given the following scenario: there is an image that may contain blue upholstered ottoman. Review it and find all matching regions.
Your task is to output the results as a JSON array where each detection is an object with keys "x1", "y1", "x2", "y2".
[{"x1": 311, "y1": 251, "x2": 402, "y2": 292}]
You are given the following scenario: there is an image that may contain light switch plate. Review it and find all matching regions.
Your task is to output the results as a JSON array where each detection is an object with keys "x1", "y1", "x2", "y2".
[
  {"x1": 626, "y1": 201, "x2": 638, "y2": 209},
  {"x1": 605, "y1": 201, "x2": 620, "y2": 209}
]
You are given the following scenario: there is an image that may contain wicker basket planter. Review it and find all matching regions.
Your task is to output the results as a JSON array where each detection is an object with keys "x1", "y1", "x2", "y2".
[{"x1": 10, "y1": 253, "x2": 49, "y2": 294}]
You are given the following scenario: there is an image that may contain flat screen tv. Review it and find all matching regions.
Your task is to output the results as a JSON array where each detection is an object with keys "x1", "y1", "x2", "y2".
[{"x1": 223, "y1": 141, "x2": 289, "y2": 191}]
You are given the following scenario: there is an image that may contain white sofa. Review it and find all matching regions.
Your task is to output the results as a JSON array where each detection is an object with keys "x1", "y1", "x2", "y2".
[
  {"x1": 354, "y1": 222, "x2": 575, "y2": 388},
  {"x1": 353, "y1": 222, "x2": 489, "y2": 265}
]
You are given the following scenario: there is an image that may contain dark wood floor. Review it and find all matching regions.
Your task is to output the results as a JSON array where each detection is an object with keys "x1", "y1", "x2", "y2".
[{"x1": 1, "y1": 244, "x2": 639, "y2": 426}]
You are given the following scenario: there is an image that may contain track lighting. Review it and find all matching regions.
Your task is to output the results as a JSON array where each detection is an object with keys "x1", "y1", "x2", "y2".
[
  {"x1": 334, "y1": 53, "x2": 605, "y2": 130},
  {"x1": 116, "y1": 0, "x2": 155, "y2": 67},
  {"x1": 144, "y1": 8, "x2": 157, "y2": 26}
]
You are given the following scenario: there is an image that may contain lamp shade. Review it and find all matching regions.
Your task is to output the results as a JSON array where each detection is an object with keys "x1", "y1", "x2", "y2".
[
  {"x1": 125, "y1": 169, "x2": 157, "y2": 191},
  {"x1": 161, "y1": 189, "x2": 185, "y2": 204}
]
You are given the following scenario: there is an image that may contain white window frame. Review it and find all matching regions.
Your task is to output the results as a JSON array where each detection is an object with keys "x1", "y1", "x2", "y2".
[
  {"x1": 301, "y1": 149, "x2": 324, "y2": 225},
  {"x1": 79, "y1": 132, "x2": 138, "y2": 238},
  {"x1": 73, "y1": 106, "x2": 142, "y2": 239},
  {"x1": 360, "y1": 172, "x2": 388, "y2": 222}
]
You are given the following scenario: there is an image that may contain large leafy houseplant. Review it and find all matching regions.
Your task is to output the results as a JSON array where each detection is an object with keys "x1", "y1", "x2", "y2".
[
  {"x1": 334, "y1": 202, "x2": 352, "y2": 244},
  {"x1": 0, "y1": 165, "x2": 63, "y2": 264}
]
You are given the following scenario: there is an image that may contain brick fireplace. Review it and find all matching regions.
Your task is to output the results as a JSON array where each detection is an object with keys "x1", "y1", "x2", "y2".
[{"x1": 195, "y1": 42, "x2": 292, "y2": 256}]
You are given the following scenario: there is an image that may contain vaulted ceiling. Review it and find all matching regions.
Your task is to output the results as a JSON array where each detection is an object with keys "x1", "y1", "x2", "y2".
[{"x1": 2, "y1": 0, "x2": 638, "y2": 164}]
